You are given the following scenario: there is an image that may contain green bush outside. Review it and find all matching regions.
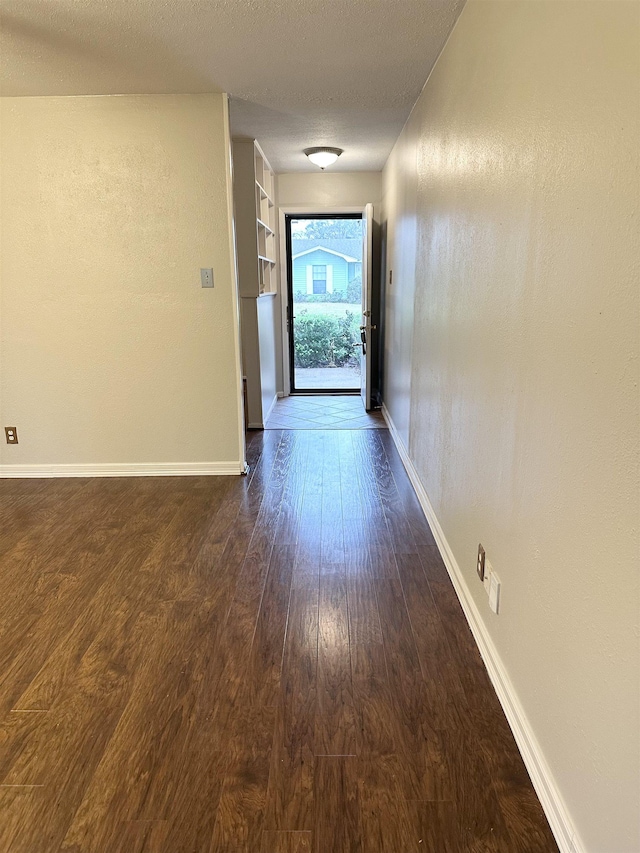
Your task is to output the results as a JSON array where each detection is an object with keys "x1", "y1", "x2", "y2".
[
  {"x1": 294, "y1": 310, "x2": 360, "y2": 369},
  {"x1": 346, "y1": 275, "x2": 362, "y2": 303}
]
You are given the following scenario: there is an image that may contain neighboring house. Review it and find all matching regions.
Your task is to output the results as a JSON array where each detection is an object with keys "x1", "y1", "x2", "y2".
[{"x1": 292, "y1": 238, "x2": 362, "y2": 296}]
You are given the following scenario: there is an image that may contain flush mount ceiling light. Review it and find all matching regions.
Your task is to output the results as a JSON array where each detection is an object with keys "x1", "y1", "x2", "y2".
[{"x1": 304, "y1": 146, "x2": 343, "y2": 170}]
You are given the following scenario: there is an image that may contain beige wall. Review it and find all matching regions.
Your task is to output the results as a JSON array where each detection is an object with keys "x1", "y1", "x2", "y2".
[
  {"x1": 0, "y1": 94, "x2": 244, "y2": 472},
  {"x1": 381, "y1": 2, "x2": 639, "y2": 851},
  {"x1": 276, "y1": 171, "x2": 381, "y2": 209}
]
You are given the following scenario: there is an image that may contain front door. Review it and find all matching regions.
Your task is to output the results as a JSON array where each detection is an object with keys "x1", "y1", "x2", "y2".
[{"x1": 286, "y1": 214, "x2": 364, "y2": 393}]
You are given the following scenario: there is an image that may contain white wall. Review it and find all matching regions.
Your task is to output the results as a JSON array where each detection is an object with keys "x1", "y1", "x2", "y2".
[
  {"x1": 239, "y1": 294, "x2": 279, "y2": 428},
  {"x1": 0, "y1": 94, "x2": 244, "y2": 474},
  {"x1": 276, "y1": 171, "x2": 381, "y2": 209},
  {"x1": 381, "y1": 2, "x2": 639, "y2": 851},
  {"x1": 257, "y1": 294, "x2": 278, "y2": 421}
]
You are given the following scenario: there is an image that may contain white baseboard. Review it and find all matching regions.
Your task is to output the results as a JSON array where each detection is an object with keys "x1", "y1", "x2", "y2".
[
  {"x1": 381, "y1": 403, "x2": 583, "y2": 853},
  {"x1": 0, "y1": 461, "x2": 244, "y2": 478}
]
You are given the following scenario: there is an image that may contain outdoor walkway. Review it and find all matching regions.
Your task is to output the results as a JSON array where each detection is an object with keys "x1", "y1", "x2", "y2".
[
  {"x1": 294, "y1": 365, "x2": 360, "y2": 390},
  {"x1": 265, "y1": 395, "x2": 386, "y2": 430}
]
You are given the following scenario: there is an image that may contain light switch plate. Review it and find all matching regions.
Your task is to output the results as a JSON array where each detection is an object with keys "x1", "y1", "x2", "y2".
[
  {"x1": 489, "y1": 571, "x2": 501, "y2": 614},
  {"x1": 200, "y1": 268, "x2": 214, "y2": 288},
  {"x1": 483, "y1": 558, "x2": 492, "y2": 594}
]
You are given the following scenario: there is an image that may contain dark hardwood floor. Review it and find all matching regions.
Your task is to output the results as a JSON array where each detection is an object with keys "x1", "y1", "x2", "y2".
[{"x1": 0, "y1": 429, "x2": 559, "y2": 852}]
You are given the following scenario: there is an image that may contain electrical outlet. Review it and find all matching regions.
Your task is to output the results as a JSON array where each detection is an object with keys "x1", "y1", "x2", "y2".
[
  {"x1": 477, "y1": 544, "x2": 486, "y2": 581},
  {"x1": 4, "y1": 426, "x2": 18, "y2": 444}
]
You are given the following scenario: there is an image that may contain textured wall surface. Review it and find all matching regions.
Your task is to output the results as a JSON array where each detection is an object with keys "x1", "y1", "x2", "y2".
[
  {"x1": 0, "y1": 94, "x2": 243, "y2": 468},
  {"x1": 381, "y1": 2, "x2": 639, "y2": 850},
  {"x1": 276, "y1": 171, "x2": 381, "y2": 210}
]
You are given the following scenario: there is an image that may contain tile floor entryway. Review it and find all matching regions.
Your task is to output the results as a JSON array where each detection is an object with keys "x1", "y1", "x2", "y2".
[{"x1": 265, "y1": 395, "x2": 386, "y2": 429}]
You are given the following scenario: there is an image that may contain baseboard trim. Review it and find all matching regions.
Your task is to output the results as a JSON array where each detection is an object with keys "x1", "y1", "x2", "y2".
[
  {"x1": 381, "y1": 403, "x2": 582, "y2": 853},
  {"x1": 0, "y1": 461, "x2": 245, "y2": 478}
]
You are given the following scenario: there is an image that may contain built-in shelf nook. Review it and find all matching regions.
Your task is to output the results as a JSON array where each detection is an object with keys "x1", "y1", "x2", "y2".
[{"x1": 232, "y1": 139, "x2": 280, "y2": 429}]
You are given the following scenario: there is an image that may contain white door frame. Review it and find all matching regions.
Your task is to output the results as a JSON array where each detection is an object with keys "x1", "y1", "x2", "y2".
[
  {"x1": 277, "y1": 205, "x2": 365, "y2": 398},
  {"x1": 361, "y1": 202, "x2": 375, "y2": 411}
]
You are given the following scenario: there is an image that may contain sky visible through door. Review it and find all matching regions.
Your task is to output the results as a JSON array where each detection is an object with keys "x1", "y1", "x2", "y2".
[{"x1": 289, "y1": 216, "x2": 363, "y2": 391}]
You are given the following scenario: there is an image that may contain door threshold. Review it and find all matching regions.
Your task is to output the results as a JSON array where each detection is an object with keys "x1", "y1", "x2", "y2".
[{"x1": 290, "y1": 389, "x2": 360, "y2": 396}]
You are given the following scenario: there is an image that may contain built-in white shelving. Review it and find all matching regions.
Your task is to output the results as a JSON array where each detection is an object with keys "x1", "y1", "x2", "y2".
[
  {"x1": 233, "y1": 143, "x2": 277, "y2": 296},
  {"x1": 232, "y1": 138, "x2": 280, "y2": 429}
]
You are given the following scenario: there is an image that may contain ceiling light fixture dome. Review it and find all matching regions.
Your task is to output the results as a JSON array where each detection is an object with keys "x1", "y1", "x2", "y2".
[{"x1": 304, "y1": 146, "x2": 343, "y2": 170}]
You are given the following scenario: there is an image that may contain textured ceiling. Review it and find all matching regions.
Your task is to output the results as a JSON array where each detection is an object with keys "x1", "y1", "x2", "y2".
[{"x1": 0, "y1": 0, "x2": 465, "y2": 171}]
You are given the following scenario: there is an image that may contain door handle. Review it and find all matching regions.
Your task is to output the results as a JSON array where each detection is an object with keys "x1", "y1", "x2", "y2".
[{"x1": 358, "y1": 323, "x2": 376, "y2": 356}]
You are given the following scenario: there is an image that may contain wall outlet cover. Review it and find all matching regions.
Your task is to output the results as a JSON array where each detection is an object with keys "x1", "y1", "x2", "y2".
[
  {"x1": 4, "y1": 426, "x2": 18, "y2": 444},
  {"x1": 477, "y1": 544, "x2": 486, "y2": 581}
]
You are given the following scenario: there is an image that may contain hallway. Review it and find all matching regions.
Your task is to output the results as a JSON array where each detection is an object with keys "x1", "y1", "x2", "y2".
[{"x1": 0, "y1": 429, "x2": 557, "y2": 852}]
